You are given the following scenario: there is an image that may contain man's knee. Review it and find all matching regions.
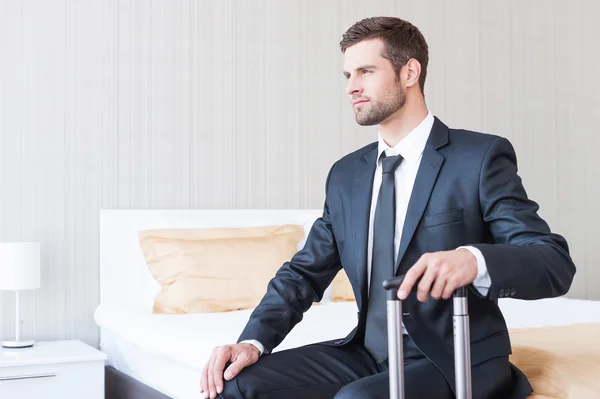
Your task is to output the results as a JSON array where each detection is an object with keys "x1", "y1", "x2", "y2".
[
  {"x1": 218, "y1": 368, "x2": 258, "y2": 399},
  {"x1": 216, "y1": 371, "x2": 251, "y2": 399},
  {"x1": 218, "y1": 377, "x2": 246, "y2": 399},
  {"x1": 333, "y1": 383, "x2": 371, "y2": 399}
]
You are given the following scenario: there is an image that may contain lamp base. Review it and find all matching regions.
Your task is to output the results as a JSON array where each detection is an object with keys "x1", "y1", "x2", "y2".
[{"x1": 2, "y1": 340, "x2": 35, "y2": 349}]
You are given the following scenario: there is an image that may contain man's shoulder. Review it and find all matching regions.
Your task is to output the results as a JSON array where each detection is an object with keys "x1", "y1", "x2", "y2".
[
  {"x1": 447, "y1": 126, "x2": 506, "y2": 148},
  {"x1": 332, "y1": 141, "x2": 378, "y2": 169},
  {"x1": 323, "y1": 142, "x2": 377, "y2": 186},
  {"x1": 442, "y1": 123, "x2": 518, "y2": 160}
]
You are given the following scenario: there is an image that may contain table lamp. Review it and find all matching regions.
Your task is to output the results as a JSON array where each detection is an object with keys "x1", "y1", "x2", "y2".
[{"x1": 0, "y1": 242, "x2": 41, "y2": 348}]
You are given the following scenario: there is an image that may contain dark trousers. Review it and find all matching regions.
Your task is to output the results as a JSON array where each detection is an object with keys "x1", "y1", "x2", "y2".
[{"x1": 218, "y1": 335, "x2": 513, "y2": 399}]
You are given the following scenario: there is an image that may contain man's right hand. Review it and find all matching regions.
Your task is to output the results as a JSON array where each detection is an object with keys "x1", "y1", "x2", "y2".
[{"x1": 200, "y1": 343, "x2": 260, "y2": 399}]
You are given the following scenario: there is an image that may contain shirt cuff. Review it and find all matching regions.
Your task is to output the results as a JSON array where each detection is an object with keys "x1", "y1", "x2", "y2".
[
  {"x1": 239, "y1": 339, "x2": 265, "y2": 356},
  {"x1": 458, "y1": 245, "x2": 491, "y2": 296}
]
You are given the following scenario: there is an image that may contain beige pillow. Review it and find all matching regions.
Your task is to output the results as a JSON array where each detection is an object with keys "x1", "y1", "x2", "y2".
[
  {"x1": 331, "y1": 268, "x2": 356, "y2": 302},
  {"x1": 139, "y1": 224, "x2": 305, "y2": 314},
  {"x1": 509, "y1": 323, "x2": 600, "y2": 398}
]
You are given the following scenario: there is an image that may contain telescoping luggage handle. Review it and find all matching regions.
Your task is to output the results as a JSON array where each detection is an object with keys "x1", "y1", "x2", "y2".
[{"x1": 383, "y1": 276, "x2": 472, "y2": 399}]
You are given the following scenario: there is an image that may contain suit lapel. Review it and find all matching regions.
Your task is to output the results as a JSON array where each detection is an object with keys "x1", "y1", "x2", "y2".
[
  {"x1": 351, "y1": 144, "x2": 378, "y2": 305},
  {"x1": 349, "y1": 118, "x2": 450, "y2": 295},
  {"x1": 395, "y1": 118, "x2": 448, "y2": 274}
]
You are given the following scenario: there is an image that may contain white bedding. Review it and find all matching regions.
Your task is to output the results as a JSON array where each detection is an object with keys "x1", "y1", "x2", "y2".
[
  {"x1": 95, "y1": 301, "x2": 360, "y2": 372},
  {"x1": 96, "y1": 301, "x2": 360, "y2": 399},
  {"x1": 95, "y1": 297, "x2": 600, "y2": 399}
]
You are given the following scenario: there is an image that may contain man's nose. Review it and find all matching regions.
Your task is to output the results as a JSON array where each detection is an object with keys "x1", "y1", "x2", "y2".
[{"x1": 346, "y1": 77, "x2": 362, "y2": 96}]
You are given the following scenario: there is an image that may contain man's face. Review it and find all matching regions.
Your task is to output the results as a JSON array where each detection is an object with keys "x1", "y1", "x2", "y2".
[{"x1": 343, "y1": 39, "x2": 406, "y2": 126}]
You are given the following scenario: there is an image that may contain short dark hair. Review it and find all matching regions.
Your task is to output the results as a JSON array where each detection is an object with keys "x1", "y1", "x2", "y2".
[{"x1": 340, "y1": 17, "x2": 429, "y2": 93}]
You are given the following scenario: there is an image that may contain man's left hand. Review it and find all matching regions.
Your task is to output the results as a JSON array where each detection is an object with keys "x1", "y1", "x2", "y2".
[{"x1": 397, "y1": 249, "x2": 478, "y2": 302}]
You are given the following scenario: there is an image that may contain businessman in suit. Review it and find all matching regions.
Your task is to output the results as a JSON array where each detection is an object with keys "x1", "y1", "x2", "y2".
[{"x1": 200, "y1": 16, "x2": 576, "y2": 399}]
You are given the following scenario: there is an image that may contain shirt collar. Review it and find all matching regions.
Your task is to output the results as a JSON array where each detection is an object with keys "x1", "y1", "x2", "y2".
[{"x1": 377, "y1": 111, "x2": 434, "y2": 166}]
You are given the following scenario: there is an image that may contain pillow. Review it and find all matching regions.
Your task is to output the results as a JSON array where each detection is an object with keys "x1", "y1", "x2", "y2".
[
  {"x1": 331, "y1": 268, "x2": 356, "y2": 302},
  {"x1": 139, "y1": 224, "x2": 305, "y2": 314},
  {"x1": 508, "y1": 323, "x2": 600, "y2": 398},
  {"x1": 142, "y1": 225, "x2": 302, "y2": 241}
]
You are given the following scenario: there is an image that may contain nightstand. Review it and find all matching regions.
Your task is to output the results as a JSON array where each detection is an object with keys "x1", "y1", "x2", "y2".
[{"x1": 0, "y1": 340, "x2": 107, "y2": 398}]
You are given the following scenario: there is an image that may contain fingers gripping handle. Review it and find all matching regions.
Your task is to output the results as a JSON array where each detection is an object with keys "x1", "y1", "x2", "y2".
[{"x1": 383, "y1": 275, "x2": 405, "y2": 300}]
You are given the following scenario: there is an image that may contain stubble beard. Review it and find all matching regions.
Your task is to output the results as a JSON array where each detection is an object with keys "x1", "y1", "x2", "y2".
[{"x1": 355, "y1": 84, "x2": 406, "y2": 126}]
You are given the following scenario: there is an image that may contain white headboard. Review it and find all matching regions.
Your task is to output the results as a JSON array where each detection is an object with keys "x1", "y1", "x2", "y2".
[{"x1": 98, "y1": 208, "x2": 324, "y2": 311}]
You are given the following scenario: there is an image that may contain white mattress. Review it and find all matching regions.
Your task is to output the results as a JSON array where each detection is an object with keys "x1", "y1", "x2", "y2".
[
  {"x1": 95, "y1": 297, "x2": 600, "y2": 399},
  {"x1": 95, "y1": 302, "x2": 360, "y2": 372},
  {"x1": 100, "y1": 328, "x2": 202, "y2": 399}
]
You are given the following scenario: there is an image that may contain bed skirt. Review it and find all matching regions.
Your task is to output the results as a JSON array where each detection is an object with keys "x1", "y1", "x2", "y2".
[{"x1": 105, "y1": 366, "x2": 172, "y2": 399}]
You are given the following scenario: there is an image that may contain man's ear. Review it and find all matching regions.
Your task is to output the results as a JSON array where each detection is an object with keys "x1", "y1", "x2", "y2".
[{"x1": 404, "y1": 59, "x2": 422, "y2": 89}]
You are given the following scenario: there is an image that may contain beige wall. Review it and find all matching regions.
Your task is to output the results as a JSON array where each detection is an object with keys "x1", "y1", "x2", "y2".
[{"x1": 1, "y1": 0, "x2": 598, "y2": 347}]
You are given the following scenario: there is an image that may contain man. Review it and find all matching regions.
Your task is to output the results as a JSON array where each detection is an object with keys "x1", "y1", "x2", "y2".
[{"x1": 200, "y1": 16, "x2": 576, "y2": 399}]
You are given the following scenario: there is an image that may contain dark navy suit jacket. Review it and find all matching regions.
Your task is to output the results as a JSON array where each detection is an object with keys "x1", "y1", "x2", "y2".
[{"x1": 238, "y1": 116, "x2": 576, "y2": 395}]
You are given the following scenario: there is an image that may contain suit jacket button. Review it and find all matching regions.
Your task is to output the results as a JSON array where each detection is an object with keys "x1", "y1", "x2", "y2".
[
  {"x1": 499, "y1": 289, "x2": 505, "y2": 297},
  {"x1": 510, "y1": 288, "x2": 516, "y2": 296}
]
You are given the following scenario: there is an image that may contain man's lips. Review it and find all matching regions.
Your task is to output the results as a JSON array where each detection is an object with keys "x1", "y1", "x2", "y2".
[{"x1": 353, "y1": 99, "x2": 369, "y2": 105}]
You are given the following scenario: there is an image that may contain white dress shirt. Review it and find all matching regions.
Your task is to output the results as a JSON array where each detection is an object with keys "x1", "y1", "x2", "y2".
[
  {"x1": 368, "y1": 111, "x2": 491, "y2": 334},
  {"x1": 243, "y1": 111, "x2": 492, "y2": 354}
]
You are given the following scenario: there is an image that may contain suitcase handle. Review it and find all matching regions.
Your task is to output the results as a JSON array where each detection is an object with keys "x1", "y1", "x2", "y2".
[
  {"x1": 452, "y1": 287, "x2": 472, "y2": 399},
  {"x1": 382, "y1": 276, "x2": 468, "y2": 300},
  {"x1": 382, "y1": 276, "x2": 405, "y2": 398},
  {"x1": 383, "y1": 277, "x2": 472, "y2": 399},
  {"x1": 382, "y1": 275, "x2": 405, "y2": 300}
]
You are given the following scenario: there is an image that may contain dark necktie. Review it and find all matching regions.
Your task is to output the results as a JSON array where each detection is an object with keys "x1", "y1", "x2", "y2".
[{"x1": 364, "y1": 153, "x2": 403, "y2": 363}]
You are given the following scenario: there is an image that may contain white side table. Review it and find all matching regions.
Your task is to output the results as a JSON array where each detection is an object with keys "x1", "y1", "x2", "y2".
[{"x1": 0, "y1": 340, "x2": 107, "y2": 399}]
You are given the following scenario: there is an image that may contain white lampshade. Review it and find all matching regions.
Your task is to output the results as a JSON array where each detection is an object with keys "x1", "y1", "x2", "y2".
[{"x1": 0, "y1": 242, "x2": 41, "y2": 290}]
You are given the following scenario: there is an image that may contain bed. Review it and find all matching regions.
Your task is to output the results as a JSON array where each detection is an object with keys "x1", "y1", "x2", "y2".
[{"x1": 94, "y1": 209, "x2": 600, "y2": 399}]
